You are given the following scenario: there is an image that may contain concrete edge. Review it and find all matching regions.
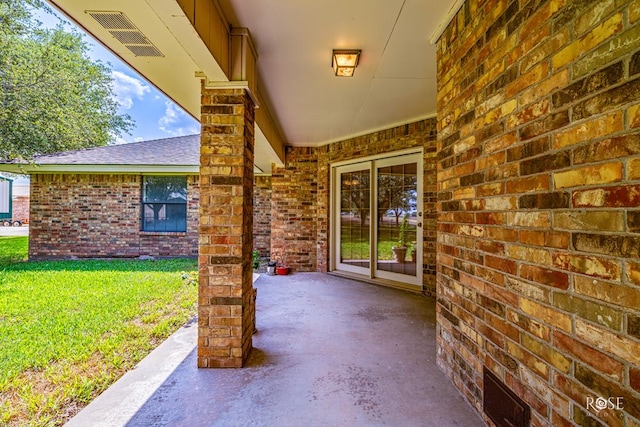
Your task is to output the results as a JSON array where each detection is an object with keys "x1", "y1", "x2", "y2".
[{"x1": 66, "y1": 273, "x2": 260, "y2": 426}]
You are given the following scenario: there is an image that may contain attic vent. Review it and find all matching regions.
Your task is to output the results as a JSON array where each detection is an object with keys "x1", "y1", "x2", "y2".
[
  {"x1": 108, "y1": 30, "x2": 149, "y2": 45},
  {"x1": 86, "y1": 11, "x2": 164, "y2": 58},
  {"x1": 86, "y1": 11, "x2": 135, "y2": 30},
  {"x1": 125, "y1": 45, "x2": 163, "y2": 57}
]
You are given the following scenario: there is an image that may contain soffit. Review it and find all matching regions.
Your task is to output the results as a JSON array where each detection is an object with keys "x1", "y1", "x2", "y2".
[
  {"x1": 46, "y1": 0, "x2": 459, "y2": 150},
  {"x1": 217, "y1": 0, "x2": 454, "y2": 146}
]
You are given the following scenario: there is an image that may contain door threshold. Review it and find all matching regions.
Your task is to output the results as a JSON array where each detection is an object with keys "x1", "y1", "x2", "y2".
[{"x1": 328, "y1": 270, "x2": 423, "y2": 294}]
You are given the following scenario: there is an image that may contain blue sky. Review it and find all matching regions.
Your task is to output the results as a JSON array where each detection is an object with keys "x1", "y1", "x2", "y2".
[{"x1": 39, "y1": 6, "x2": 199, "y2": 145}]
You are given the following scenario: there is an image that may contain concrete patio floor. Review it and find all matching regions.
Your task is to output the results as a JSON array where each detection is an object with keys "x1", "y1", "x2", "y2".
[{"x1": 67, "y1": 273, "x2": 484, "y2": 427}]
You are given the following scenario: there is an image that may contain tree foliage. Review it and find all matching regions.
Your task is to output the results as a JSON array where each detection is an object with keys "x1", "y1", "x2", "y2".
[
  {"x1": 0, "y1": 0, "x2": 132, "y2": 160},
  {"x1": 340, "y1": 170, "x2": 418, "y2": 228},
  {"x1": 143, "y1": 176, "x2": 187, "y2": 221},
  {"x1": 341, "y1": 171, "x2": 371, "y2": 227}
]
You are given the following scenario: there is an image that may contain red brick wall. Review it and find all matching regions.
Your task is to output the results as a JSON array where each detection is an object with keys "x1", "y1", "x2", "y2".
[
  {"x1": 436, "y1": 0, "x2": 640, "y2": 425},
  {"x1": 253, "y1": 175, "x2": 272, "y2": 258},
  {"x1": 271, "y1": 147, "x2": 318, "y2": 270},
  {"x1": 29, "y1": 174, "x2": 198, "y2": 259}
]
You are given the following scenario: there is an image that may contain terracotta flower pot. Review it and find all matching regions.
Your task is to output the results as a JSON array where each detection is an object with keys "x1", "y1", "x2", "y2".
[
  {"x1": 392, "y1": 246, "x2": 407, "y2": 263},
  {"x1": 276, "y1": 266, "x2": 290, "y2": 275}
]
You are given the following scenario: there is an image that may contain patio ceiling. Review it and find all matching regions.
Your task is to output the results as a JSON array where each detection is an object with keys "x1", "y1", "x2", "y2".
[{"x1": 47, "y1": 0, "x2": 460, "y2": 170}]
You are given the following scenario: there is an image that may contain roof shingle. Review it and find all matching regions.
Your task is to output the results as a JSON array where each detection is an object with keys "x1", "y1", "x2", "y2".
[{"x1": 31, "y1": 134, "x2": 199, "y2": 166}]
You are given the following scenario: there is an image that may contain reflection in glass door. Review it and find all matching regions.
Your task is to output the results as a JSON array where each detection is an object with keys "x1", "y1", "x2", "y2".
[
  {"x1": 336, "y1": 164, "x2": 371, "y2": 275},
  {"x1": 333, "y1": 152, "x2": 422, "y2": 287},
  {"x1": 375, "y1": 158, "x2": 420, "y2": 285}
]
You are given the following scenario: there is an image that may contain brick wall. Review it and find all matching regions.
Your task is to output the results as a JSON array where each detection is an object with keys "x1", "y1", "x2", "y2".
[
  {"x1": 253, "y1": 175, "x2": 272, "y2": 258},
  {"x1": 29, "y1": 174, "x2": 198, "y2": 259},
  {"x1": 271, "y1": 147, "x2": 318, "y2": 271},
  {"x1": 12, "y1": 195, "x2": 29, "y2": 222},
  {"x1": 436, "y1": 0, "x2": 640, "y2": 425}
]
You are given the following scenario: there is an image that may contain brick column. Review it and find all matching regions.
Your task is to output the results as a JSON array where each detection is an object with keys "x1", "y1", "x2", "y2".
[{"x1": 198, "y1": 86, "x2": 255, "y2": 368}]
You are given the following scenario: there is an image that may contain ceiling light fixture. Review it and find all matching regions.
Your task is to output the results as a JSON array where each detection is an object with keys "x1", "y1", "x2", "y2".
[{"x1": 332, "y1": 49, "x2": 361, "y2": 77}]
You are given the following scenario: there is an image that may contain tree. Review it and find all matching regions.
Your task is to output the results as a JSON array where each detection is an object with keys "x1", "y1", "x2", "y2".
[
  {"x1": 341, "y1": 171, "x2": 370, "y2": 227},
  {"x1": 0, "y1": 0, "x2": 132, "y2": 161},
  {"x1": 143, "y1": 176, "x2": 187, "y2": 222},
  {"x1": 378, "y1": 173, "x2": 417, "y2": 225}
]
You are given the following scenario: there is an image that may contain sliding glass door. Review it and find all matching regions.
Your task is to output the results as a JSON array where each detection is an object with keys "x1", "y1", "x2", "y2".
[{"x1": 333, "y1": 152, "x2": 422, "y2": 288}]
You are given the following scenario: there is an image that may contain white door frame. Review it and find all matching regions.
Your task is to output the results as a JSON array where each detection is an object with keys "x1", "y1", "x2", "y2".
[{"x1": 330, "y1": 150, "x2": 423, "y2": 289}]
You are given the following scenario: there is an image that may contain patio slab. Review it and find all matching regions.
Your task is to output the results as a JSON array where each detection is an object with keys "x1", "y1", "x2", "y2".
[{"x1": 67, "y1": 273, "x2": 484, "y2": 427}]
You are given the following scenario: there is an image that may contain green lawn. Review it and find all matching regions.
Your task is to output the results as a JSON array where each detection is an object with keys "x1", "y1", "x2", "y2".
[
  {"x1": 0, "y1": 235, "x2": 28, "y2": 267},
  {"x1": 340, "y1": 225, "x2": 417, "y2": 261},
  {"x1": 0, "y1": 236, "x2": 197, "y2": 426}
]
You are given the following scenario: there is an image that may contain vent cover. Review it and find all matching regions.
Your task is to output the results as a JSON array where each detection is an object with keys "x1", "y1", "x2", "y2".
[
  {"x1": 86, "y1": 11, "x2": 135, "y2": 29},
  {"x1": 484, "y1": 368, "x2": 530, "y2": 427},
  {"x1": 125, "y1": 45, "x2": 163, "y2": 58},
  {"x1": 109, "y1": 30, "x2": 149, "y2": 45},
  {"x1": 86, "y1": 11, "x2": 163, "y2": 58}
]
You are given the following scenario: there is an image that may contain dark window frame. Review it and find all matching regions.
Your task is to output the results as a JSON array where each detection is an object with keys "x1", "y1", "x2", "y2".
[{"x1": 141, "y1": 176, "x2": 188, "y2": 232}]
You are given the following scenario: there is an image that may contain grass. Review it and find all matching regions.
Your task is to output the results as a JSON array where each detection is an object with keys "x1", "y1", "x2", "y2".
[
  {"x1": 0, "y1": 236, "x2": 28, "y2": 267},
  {"x1": 0, "y1": 236, "x2": 198, "y2": 426},
  {"x1": 340, "y1": 225, "x2": 417, "y2": 261}
]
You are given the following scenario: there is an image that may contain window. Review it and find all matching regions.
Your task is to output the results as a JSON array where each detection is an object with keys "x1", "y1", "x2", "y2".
[{"x1": 142, "y1": 176, "x2": 187, "y2": 232}]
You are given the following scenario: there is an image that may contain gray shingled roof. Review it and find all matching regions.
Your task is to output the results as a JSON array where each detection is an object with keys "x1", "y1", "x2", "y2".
[{"x1": 31, "y1": 134, "x2": 199, "y2": 165}]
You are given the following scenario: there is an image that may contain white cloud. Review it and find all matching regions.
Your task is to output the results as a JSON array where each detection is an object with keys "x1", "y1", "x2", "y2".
[
  {"x1": 111, "y1": 71, "x2": 151, "y2": 110},
  {"x1": 158, "y1": 101, "x2": 199, "y2": 136}
]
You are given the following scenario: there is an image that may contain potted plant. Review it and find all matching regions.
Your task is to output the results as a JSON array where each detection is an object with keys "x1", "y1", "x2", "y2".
[
  {"x1": 273, "y1": 252, "x2": 290, "y2": 275},
  {"x1": 392, "y1": 214, "x2": 409, "y2": 263}
]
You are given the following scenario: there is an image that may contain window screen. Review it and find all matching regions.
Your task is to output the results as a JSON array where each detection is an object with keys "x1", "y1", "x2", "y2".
[{"x1": 142, "y1": 176, "x2": 187, "y2": 232}]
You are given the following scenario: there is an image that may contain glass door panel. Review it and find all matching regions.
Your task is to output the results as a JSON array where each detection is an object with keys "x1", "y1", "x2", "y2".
[
  {"x1": 336, "y1": 164, "x2": 371, "y2": 274},
  {"x1": 375, "y1": 157, "x2": 420, "y2": 285}
]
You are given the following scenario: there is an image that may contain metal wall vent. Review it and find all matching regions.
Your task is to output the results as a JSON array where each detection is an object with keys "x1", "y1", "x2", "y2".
[
  {"x1": 484, "y1": 368, "x2": 530, "y2": 427},
  {"x1": 86, "y1": 11, "x2": 163, "y2": 58}
]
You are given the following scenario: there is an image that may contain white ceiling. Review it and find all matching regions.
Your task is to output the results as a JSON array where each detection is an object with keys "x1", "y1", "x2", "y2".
[
  {"x1": 218, "y1": 0, "x2": 452, "y2": 146},
  {"x1": 47, "y1": 0, "x2": 459, "y2": 165}
]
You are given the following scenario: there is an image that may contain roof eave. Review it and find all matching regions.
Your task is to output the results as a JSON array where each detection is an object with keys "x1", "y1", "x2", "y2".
[{"x1": 0, "y1": 164, "x2": 199, "y2": 174}]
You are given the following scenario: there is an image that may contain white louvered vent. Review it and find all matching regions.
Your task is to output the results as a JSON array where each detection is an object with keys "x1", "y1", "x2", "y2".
[
  {"x1": 86, "y1": 11, "x2": 135, "y2": 29},
  {"x1": 109, "y1": 30, "x2": 149, "y2": 45},
  {"x1": 125, "y1": 45, "x2": 163, "y2": 57},
  {"x1": 86, "y1": 11, "x2": 163, "y2": 58}
]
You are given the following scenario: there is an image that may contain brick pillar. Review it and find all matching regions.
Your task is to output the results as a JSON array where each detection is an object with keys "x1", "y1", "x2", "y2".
[{"x1": 198, "y1": 86, "x2": 255, "y2": 368}]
